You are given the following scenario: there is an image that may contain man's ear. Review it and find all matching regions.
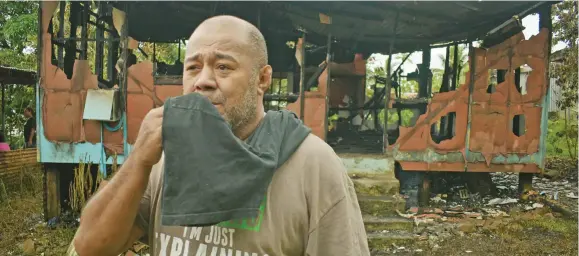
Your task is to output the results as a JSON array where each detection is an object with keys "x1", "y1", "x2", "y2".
[{"x1": 257, "y1": 65, "x2": 273, "y2": 96}]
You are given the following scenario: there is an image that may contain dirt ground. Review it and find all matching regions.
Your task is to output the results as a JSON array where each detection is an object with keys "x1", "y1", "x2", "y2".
[
  {"x1": 1, "y1": 189, "x2": 577, "y2": 256},
  {"x1": 0, "y1": 189, "x2": 75, "y2": 255},
  {"x1": 0, "y1": 164, "x2": 577, "y2": 256},
  {"x1": 418, "y1": 210, "x2": 578, "y2": 256}
]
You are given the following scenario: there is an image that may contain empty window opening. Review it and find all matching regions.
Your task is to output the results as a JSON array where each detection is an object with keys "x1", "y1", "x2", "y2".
[
  {"x1": 431, "y1": 112, "x2": 456, "y2": 144},
  {"x1": 400, "y1": 109, "x2": 416, "y2": 127},
  {"x1": 512, "y1": 114, "x2": 526, "y2": 136},
  {"x1": 486, "y1": 69, "x2": 506, "y2": 93},
  {"x1": 515, "y1": 65, "x2": 531, "y2": 95}
]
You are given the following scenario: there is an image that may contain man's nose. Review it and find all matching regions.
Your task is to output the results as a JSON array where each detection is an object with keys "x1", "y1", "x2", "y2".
[{"x1": 190, "y1": 67, "x2": 218, "y2": 93}]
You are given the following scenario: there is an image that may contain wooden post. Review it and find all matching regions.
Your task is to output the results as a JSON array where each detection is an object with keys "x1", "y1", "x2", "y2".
[
  {"x1": 44, "y1": 165, "x2": 61, "y2": 220},
  {"x1": 299, "y1": 32, "x2": 307, "y2": 121}
]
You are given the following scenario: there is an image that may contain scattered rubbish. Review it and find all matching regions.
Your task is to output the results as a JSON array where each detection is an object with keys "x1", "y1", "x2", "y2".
[
  {"x1": 396, "y1": 209, "x2": 416, "y2": 219},
  {"x1": 566, "y1": 192, "x2": 578, "y2": 199},
  {"x1": 487, "y1": 198, "x2": 518, "y2": 205},
  {"x1": 459, "y1": 189, "x2": 470, "y2": 199},
  {"x1": 431, "y1": 196, "x2": 446, "y2": 203},
  {"x1": 466, "y1": 250, "x2": 473, "y2": 253},
  {"x1": 525, "y1": 203, "x2": 545, "y2": 211}
]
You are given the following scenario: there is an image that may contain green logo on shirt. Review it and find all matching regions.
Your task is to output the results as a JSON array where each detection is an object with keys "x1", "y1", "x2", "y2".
[{"x1": 216, "y1": 196, "x2": 266, "y2": 232}]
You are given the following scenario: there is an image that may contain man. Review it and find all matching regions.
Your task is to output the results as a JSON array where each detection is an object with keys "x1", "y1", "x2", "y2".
[
  {"x1": 73, "y1": 15, "x2": 370, "y2": 256},
  {"x1": 23, "y1": 107, "x2": 36, "y2": 148}
]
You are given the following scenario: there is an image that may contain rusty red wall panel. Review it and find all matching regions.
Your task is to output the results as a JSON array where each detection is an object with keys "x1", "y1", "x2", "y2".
[
  {"x1": 286, "y1": 93, "x2": 327, "y2": 140},
  {"x1": 43, "y1": 91, "x2": 83, "y2": 142},
  {"x1": 127, "y1": 94, "x2": 154, "y2": 144},
  {"x1": 391, "y1": 29, "x2": 549, "y2": 173},
  {"x1": 154, "y1": 86, "x2": 183, "y2": 106}
]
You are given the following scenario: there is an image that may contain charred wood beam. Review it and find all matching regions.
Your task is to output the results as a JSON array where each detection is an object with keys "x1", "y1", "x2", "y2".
[
  {"x1": 87, "y1": 20, "x2": 117, "y2": 34},
  {"x1": 324, "y1": 31, "x2": 333, "y2": 141},
  {"x1": 305, "y1": 62, "x2": 327, "y2": 92},
  {"x1": 299, "y1": 32, "x2": 306, "y2": 121},
  {"x1": 263, "y1": 94, "x2": 299, "y2": 103},
  {"x1": 451, "y1": 42, "x2": 459, "y2": 91},
  {"x1": 58, "y1": 2, "x2": 65, "y2": 69},
  {"x1": 418, "y1": 46, "x2": 431, "y2": 99},
  {"x1": 383, "y1": 11, "x2": 399, "y2": 149},
  {"x1": 80, "y1": 2, "x2": 89, "y2": 60},
  {"x1": 63, "y1": 2, "x2": 81, "y2": 79},
  {"x1": 95, "y1": 2, "x2": 105, "y2": 81},
  {"x1": 440, "y1": 46, "x2": 451, "y2": 93}
]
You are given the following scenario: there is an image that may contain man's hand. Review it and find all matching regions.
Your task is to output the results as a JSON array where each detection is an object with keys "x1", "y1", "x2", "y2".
[
  {"x1": 132, "y1": 107, "x2": 164, "y2": 168},
  {"x1": 73, "y1": 109, "x2": 161, "y2": 255}
]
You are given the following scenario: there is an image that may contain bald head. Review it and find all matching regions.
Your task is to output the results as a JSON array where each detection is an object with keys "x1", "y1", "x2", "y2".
[
  {"x1": 190, "y1": 15, "x2": 268, "y2": 70},
  {"x1": 182, "y1": 15, "x2": 273, "y2": 140}
]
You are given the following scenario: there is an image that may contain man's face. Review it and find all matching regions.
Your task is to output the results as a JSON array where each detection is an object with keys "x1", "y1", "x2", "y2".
[
  {"x1": 24, "y1": 110, "x2": 31, "y2": 118},
  {"x1": 183, "y1": 27, "x2": 264, "y2": 131}
]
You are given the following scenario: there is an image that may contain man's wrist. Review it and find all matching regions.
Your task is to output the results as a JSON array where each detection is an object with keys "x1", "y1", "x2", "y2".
[{"x1": 125, "y1": 152, "x2": 155, "y2": 175}]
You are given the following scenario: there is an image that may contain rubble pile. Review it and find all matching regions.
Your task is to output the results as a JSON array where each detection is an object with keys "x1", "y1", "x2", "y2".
[{"x1": 379, "y1": 170, "x2": 579, "y2": 253}]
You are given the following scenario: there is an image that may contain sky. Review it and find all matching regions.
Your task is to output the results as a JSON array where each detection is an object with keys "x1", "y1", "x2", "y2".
[{"x1": 368, "y1": 14, "x2": 567, "y2": 73}]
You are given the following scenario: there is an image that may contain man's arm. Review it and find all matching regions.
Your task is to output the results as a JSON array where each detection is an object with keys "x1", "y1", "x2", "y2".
[
  {"x1": 304, "y1": 172, "x2": 370, "y2": 256},
  {"x1": 73, "y1": 156, "x2": 150, "y2": 256},
  {"x1": 300, "y1": 137, "x2": 370, "y2": 256},
  {"x1": 73, "y1": 107, "x2": 164, "y2": 256}
]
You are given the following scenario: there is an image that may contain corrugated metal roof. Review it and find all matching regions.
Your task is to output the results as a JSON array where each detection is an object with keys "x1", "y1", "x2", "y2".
[
  {"x1": 115, "y1": 1, "x2": 555, "y2": 55},
  {"x1": 0, "y1": 66, "x2": 37, "y2": 85}
]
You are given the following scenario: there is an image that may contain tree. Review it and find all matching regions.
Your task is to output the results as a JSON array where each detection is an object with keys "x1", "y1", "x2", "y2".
[
  {"x1": 436, "y1": 44, "x2": 469, "y2": 89},
  {"x1": 551, "y1": 1, "x2": 578, "y2": 111},
  {"x1": 0, "y1": 1, "x2": 38, "y2": 148},
  {"x1": 0, "y1": 1, "x2": 38, "y2": 69}
]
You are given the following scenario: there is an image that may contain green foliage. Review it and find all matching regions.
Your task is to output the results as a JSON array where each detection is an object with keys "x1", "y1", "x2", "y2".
[
  {"x1": 432, "y1": 44, "x2": 469, "y2": 94},
  {"x1": 2, "y1": 85, "x2": 34, "y2": 149},
  {"x1": 0, "y1": 1, "x2": 38, "y2": 69},
  {"x1": 551, "y1": 1, "x2": 578, "y2": 111},
  {"x1": 546, "y1": 111, "x2": 578, "y2": 159},
  {"x1": 0, "y1": 2, "x2": 38, "y2": 149}
]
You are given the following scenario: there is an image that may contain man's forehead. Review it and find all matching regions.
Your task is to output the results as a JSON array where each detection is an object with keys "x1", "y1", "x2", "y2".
[{"x1": 186, "y1": 32, "x2": 248, "y2": 56}]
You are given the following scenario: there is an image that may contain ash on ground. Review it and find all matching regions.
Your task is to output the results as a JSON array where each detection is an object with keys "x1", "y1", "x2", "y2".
[{"x1": 383, "y1": 169, "x2": 578, "y2": 254}]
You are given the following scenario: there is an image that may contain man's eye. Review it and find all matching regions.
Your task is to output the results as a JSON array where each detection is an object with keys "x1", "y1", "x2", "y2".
[
  {"x1": 186, "y1": 65, "x2": 200, "y2": 71},
  {"x1": 217, "y1": 64, "x2": 230, "y2": 71}
]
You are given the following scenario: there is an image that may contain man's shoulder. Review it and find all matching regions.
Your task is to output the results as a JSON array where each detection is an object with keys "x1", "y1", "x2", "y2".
[
  {"x1": 290, "y1": 134, "x2": 345, "y2": 173},
  {"x1": 294, "y1": 134, "x2": 338, "y2": 159}
]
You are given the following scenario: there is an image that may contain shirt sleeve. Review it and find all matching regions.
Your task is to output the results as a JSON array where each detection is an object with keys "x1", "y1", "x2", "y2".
[{"x1": 305, "y1": 174, "x2": 370, "y2": 256}]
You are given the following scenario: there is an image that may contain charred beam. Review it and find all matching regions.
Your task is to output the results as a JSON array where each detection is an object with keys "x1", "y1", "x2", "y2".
[
  {"x1": 299, "y1": 32, "x2": 306, "y2": 121},
  {"x1": 383, "y1": 11, "x2": 399, "y2": 150}
]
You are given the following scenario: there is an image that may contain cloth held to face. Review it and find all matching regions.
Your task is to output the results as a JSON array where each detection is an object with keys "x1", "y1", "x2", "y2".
[{"x1": 161, "y1": 93, "x2": 311, "y2": 226}]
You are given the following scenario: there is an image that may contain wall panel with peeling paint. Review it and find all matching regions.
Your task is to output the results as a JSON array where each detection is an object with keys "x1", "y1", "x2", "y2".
[{"x1": 388, "y1": 30, "x2": 550, "y2": 173}]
